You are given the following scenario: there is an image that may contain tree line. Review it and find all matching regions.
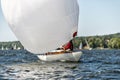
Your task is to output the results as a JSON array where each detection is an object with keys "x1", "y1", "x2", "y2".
[
  {"x1": 0, "y1": 41, "x2": 24, "y2": 50},
  {"x1": 0, "y1": 33, "x2": 120, "y2": 50},
  {"x1": 73, "y1": 33, "x2": 120, "y2": 49}
]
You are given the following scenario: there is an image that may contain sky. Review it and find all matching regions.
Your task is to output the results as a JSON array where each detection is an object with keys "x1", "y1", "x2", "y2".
[{"x1": 0, "y1": 0, "x2": 120, "y2": 41}]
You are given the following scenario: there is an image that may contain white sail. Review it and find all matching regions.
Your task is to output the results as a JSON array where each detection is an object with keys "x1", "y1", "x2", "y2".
[
  {"x1": 79, "y1": 43, "x2": 82, "y2": 49},
  {"x1": 1, "y1": 46, "x2": 4, "y2": 50},
  {"x1": 1, "y1": 0, "x2": 79, "y2": 54}
]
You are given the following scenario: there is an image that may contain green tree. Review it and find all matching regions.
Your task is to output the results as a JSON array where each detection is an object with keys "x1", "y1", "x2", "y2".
[{"x1": 108, "y1": 38, "x2": 120, "y2": 49}]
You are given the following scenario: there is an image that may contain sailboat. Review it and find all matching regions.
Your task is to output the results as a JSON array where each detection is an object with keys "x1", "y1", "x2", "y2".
[
  {"x1": 1, "y1": 0, "x2": 82, "y2": 61},
  {"x1": 85, "y1": 38, "x2": 92, "y2": 50},
  {"x1": 79, "y1": 42, "x2": 83, "y2": 50},
  {"x1": 1, "y1": 46, "x2": 4, "y2": 50}
]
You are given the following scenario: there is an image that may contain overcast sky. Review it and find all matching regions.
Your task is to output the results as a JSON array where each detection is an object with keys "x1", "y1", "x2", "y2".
[{"x1": 0, "y1": 0, "x2": 120, "y2": 41}]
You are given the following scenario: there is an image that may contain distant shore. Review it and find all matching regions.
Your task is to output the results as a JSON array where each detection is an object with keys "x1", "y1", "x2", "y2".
[{"x1": 0, "y1": 33, "x2": 120, "y2": 50}]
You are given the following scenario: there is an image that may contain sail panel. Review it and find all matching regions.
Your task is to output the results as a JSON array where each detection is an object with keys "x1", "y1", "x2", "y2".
[{"x1": 1, "y1": 0, "x2": 79, "y2": 54}]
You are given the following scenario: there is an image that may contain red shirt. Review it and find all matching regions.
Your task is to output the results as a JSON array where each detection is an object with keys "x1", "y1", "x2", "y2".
[{"x1": 63, "y1": 41, "x2": 72, "y2": 50}]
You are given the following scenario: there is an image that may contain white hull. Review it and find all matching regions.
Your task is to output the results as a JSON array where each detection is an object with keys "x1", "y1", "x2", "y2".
[{"x1": 37, "y1": 51, "x2": 82, "y2": 62}]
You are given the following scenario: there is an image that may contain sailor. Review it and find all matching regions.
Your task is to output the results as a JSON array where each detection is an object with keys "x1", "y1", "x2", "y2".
[
  {"x1": 62, "y1": 40, "x2": 73, "y2": 51},
  {"x1": 61, "y1": 31, "x2": 77, "y2": 51}
]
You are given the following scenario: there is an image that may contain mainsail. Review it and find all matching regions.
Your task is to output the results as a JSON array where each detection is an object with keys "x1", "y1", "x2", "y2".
[{"x1": 1, "y1": 0, "x2": 79, "y2": 54}]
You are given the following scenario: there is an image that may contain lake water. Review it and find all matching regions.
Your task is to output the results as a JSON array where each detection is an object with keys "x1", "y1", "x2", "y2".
[{"x1": 0, "y1": 49, "x2": 120, "y2": 80}]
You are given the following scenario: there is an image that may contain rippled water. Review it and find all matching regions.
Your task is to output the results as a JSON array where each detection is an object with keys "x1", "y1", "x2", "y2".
[{"x1": 0, "y1": 49, "x2": 120, "y2": 80}]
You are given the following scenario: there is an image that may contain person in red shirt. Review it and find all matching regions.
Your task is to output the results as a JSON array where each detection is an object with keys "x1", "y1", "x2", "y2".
[
  {"x1": 62, "y1": 40, "x2": 73, "y2": 51},
  {"x1": 62, "y1": 31, "x2": 77, "y2": 51}
]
